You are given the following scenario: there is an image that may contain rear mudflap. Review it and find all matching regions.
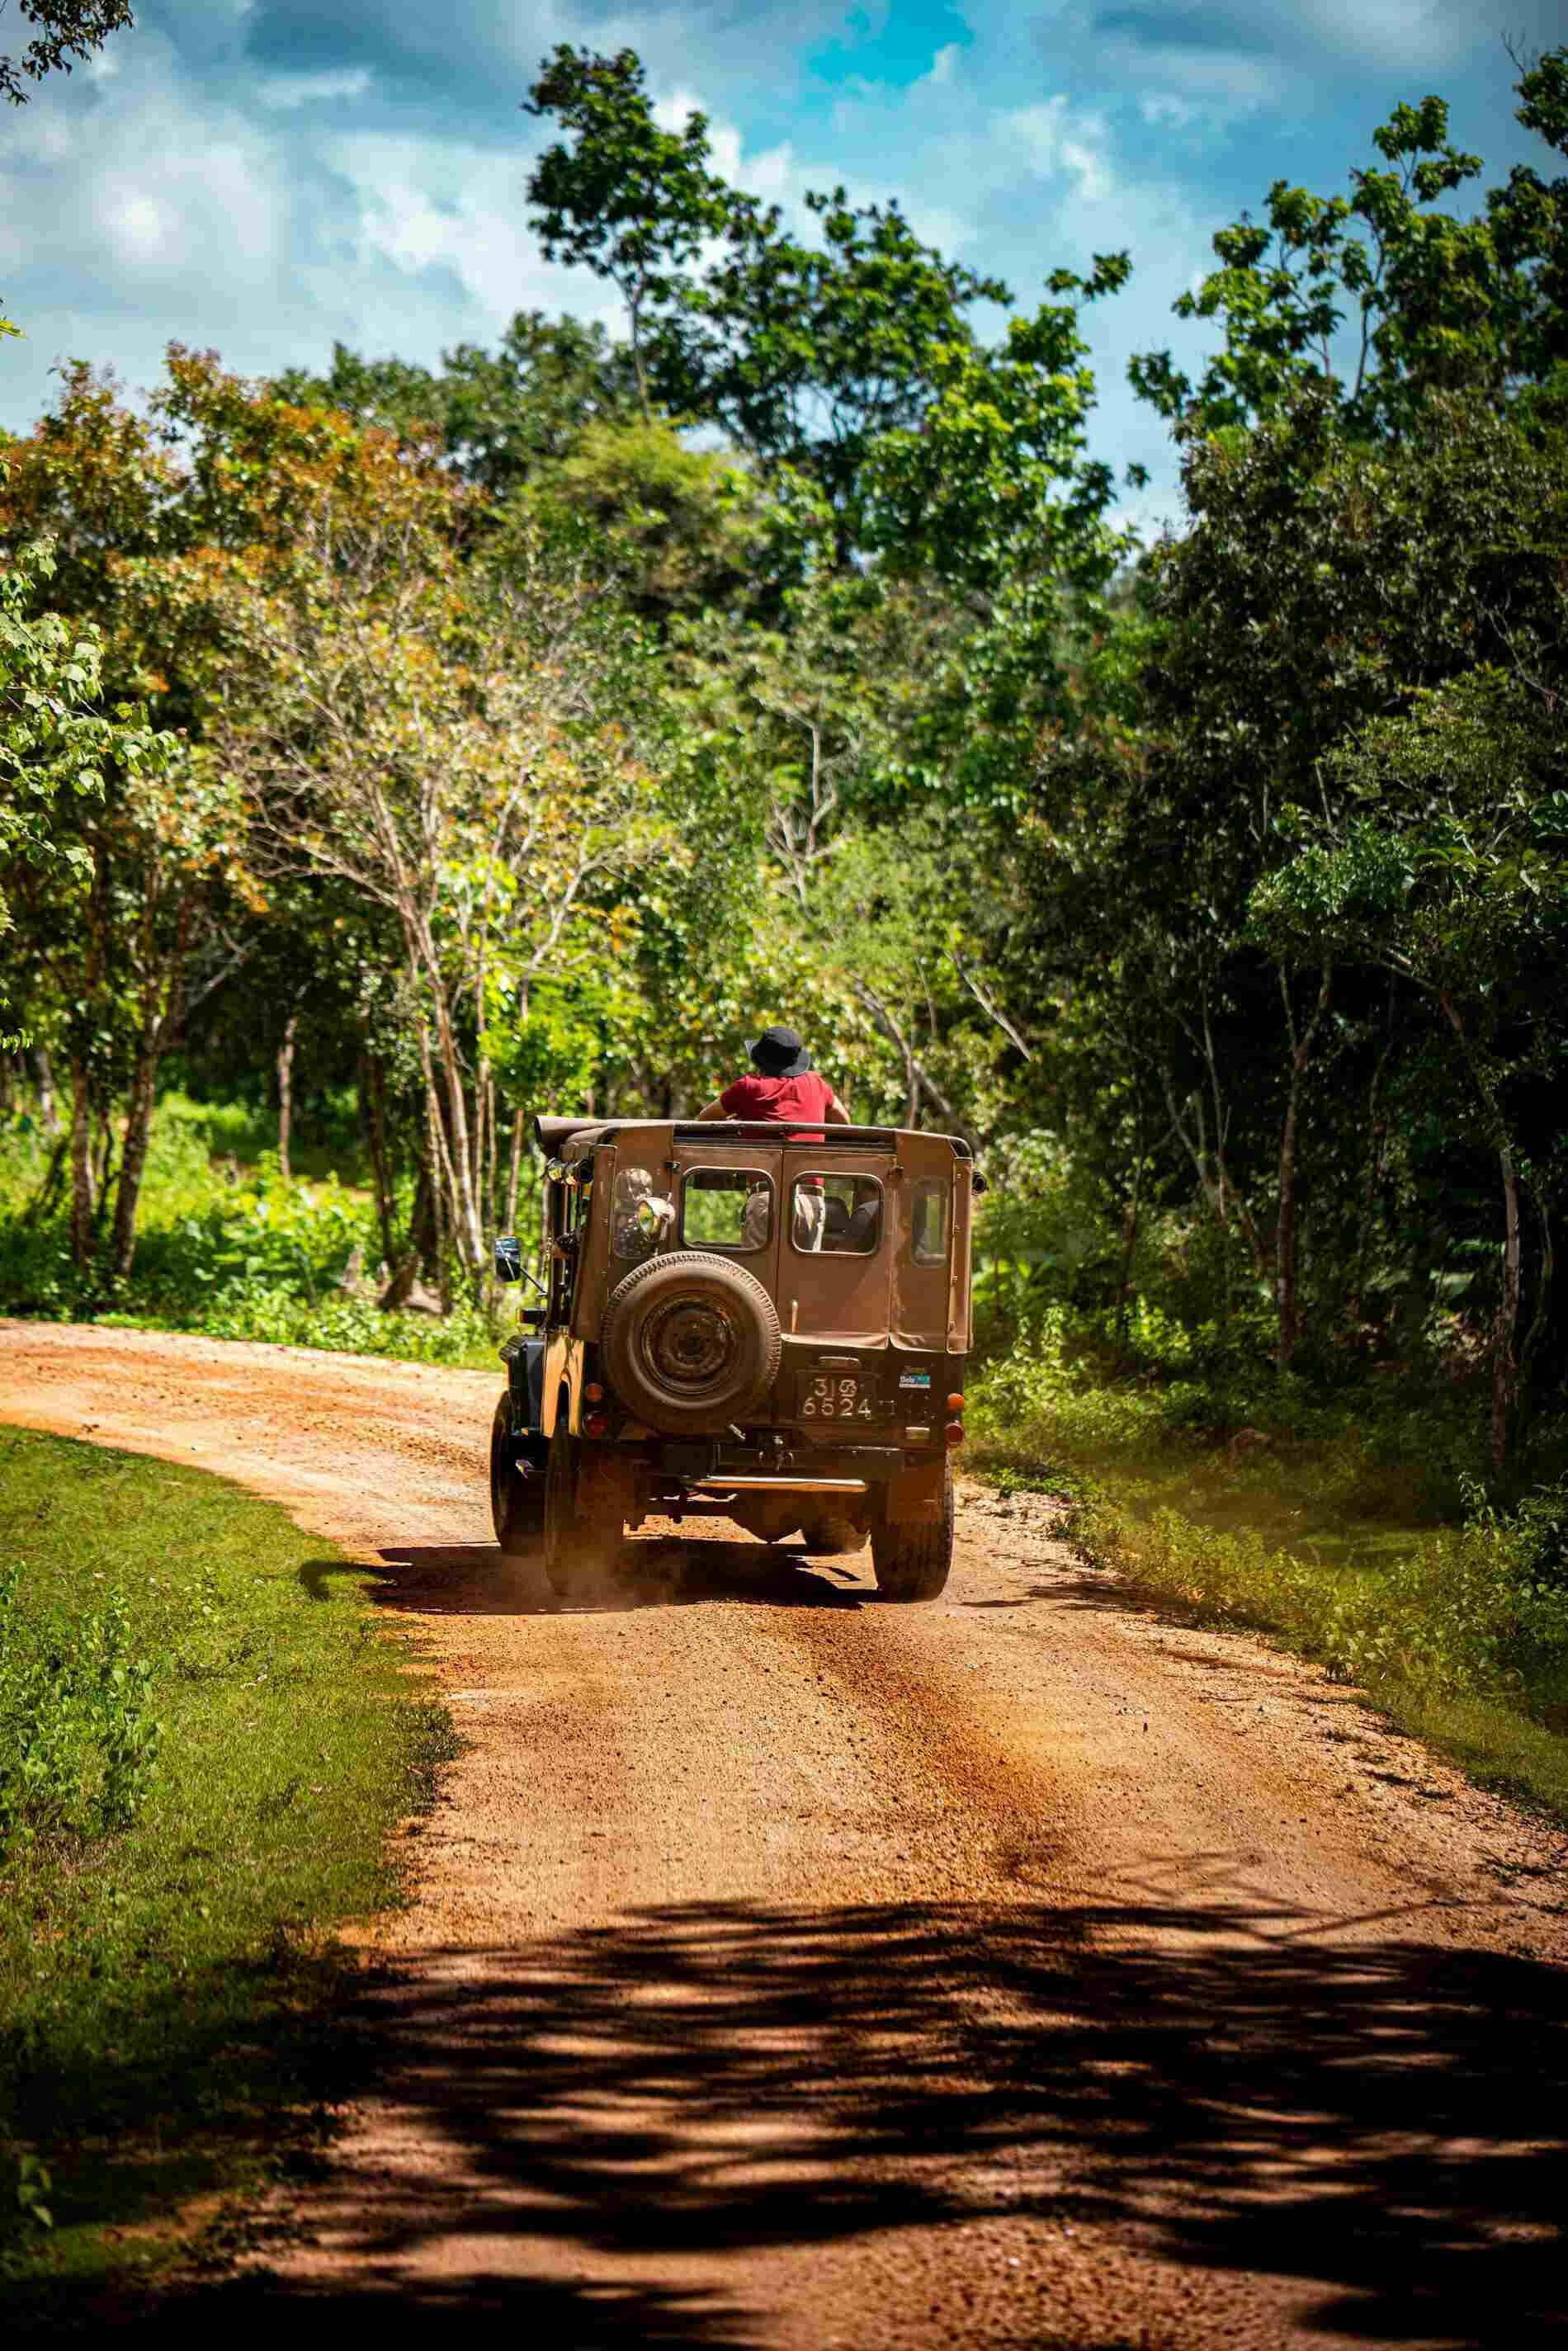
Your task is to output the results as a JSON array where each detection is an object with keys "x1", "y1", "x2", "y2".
[{"x1": 885, "y1": 1458, "x2": 946, "y2": 1525}]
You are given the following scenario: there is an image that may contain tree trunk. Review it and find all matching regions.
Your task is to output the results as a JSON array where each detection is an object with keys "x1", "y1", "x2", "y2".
[
  {"x1": 1274, "y1": 965, "x2": 1331, "y2": 1371},
  {"x1": 106, "y1": 1044, "x2": 158, "y2": 1288},
  {"x1": 1517, "y1": 1198, "x2": 1555, "y2": 1452},
  {"x1": 361, "y1": 1051, "x2": 398, "y2": 1271},
  {"x1": 1492, "y1": 1147, "x2": 1522, "y2": 1475},
  {"x1": 504, "y1": 1106, "x2": 524, "y2": 1237},
  {"x1": 24, "y1": 1136, "x2": 68, "y2": 1227},
  {"x1": 400, "y1": 1152, "x2": 438, "y2": 1299},
  {"x1": 1436, "y1": 992, "x2": 1521, "y2": 1475},
  {"x1": 416, "y1": 1029, "x2": 465, "y2": 1288},
  {"x1": 418, "y1": 978, "x2": 484, "y2": 1273},
  {"x1": 1275, "y1": 1082, "x2": 1301, "y2": 1371},
  {"x1": 480, "y1": 1072, "x2": 497, "y2": 1242},
  {"x1": 93, "y1": 1109, "x2": 118, "y2": 1241},
  {"x1": 416, "y1": 1061, "x2": 454, "y2": 1313},
  {"x1": 68, "y1": 1053, "x2": 95, "y2": 1272},
  {"x1": 1115, "y1": 1158, "x2": 1143, "y2": 1357},
  {"x1": 1349, "y1": 1063, "x2": 1394, "y2": 1330},
  {"x1": 276, "y1": 1013, "x2": 298, "y2": 1186},
  {"x1": 33, "y1": 1045, "x2": 60, "y2": 1136}
]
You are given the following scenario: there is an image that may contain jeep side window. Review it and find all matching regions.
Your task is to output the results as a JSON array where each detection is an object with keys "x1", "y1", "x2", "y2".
[
  {"x1": 681, "y1": 1168, "x2": 772, "y2": 1252},
  {"x1": 911, "y1": 1180, "x2": 949, "y2": 1266},
  {"x1": 790, "y1": 1173, "x2": 882, "y2": 1254}
]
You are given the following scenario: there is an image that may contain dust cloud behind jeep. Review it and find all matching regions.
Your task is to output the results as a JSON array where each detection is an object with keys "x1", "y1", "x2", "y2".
[{"x1": 489, "y1": 1117, "x2": 976, "y2": 1603}]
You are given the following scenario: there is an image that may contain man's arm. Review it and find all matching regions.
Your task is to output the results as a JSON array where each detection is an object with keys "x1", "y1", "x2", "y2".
[
  {"x1": 695, "y1": 1097, "x2": 730, "y2": 1121},
  {"x1": 824, "y1": 1089, "x2": 852, "y2": 1126}
]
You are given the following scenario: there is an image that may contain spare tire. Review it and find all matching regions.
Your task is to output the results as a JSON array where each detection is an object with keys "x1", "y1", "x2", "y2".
[{"x1": 602, "y1": 1249, "x2": 782, "y2": 1435}]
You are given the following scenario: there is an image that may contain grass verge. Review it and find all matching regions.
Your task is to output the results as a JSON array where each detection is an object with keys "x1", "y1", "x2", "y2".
[
  {"x1": 0, "y1": 1428, "x2": 457, "y2": 2313},
  {"x1": 969, "y1": 1357, "x2": 1568, "y2": 1827},
  {"x1": 1056, "y1": 1482, "x2": 1568, "y2": 1823}
]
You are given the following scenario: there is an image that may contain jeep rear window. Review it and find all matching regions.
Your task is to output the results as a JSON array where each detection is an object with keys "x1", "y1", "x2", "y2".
[
  {"x1": 681, "y1": 1168, "x2": 772, "y2": 1253},
  {"x1": 789, "y1": 1173, "x2": 883, "y2": 1255},
  {"x1": 911, "y1": 1180, "x2": 949, "y2": 1266}
]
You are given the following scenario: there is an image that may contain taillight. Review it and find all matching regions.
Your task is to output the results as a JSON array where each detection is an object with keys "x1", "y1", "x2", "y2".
[
  {"x1": 583, "y1": 1409, "x2": 610, "y2": 1440},
  {"x1": 946, "y1": 1391, "x2": 965, "y2": 1413},
  {"x1": 945, "y1": 1419, "x2": 965, "y2": 1447},
  {"x1": 584, "y1": 1381, "x2": 605, "y2": 1404}
]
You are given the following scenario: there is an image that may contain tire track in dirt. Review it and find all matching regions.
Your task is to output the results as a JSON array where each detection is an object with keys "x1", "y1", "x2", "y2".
[{"x1": 2, "y1": 1319, "x2": 1566, "y2": 2348}]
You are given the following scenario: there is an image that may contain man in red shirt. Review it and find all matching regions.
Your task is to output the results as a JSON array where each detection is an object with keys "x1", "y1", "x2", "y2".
[
  {"x1": 697, "y1": 1026, "x2": 851, "y2": 1132},
  {"x1": 695, "y1": 1026, "x2": 850, "y2": 1249}
]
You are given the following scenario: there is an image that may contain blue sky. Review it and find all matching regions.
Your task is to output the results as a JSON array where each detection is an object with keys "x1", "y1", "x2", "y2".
[{"x1": 1, "y1": 0, "x2": 1559, "y2": 521}]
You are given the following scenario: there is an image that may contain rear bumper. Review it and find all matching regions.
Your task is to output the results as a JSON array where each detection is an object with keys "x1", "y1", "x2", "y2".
[
  {"x1": 689, "y1": 1472, "x2": 870, "y2": 1496},
  {"x1": 637, "y1": 1438, "x2": 944, "y2": 1527}
]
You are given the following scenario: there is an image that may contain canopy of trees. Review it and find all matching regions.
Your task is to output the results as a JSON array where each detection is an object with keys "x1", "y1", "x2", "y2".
[{"x1": 2, "y1": 39, "x2": 1566, "y2": 1468}]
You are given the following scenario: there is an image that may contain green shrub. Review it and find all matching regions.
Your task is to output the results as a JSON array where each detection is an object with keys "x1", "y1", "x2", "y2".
[
  {"x1": 189, "y1": 1282, "x2": 498, "y2": 1365},
  {"x1": 0, "y1": 1566, "x2": 161, "y2": 1853}
]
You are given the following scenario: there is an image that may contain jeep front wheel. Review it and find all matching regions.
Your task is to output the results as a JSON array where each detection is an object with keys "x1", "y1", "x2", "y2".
[
  {"x1": 799, "y1": 1513, "x2": 870, "y2": 1556},
  {"x1": 490, "y1": 1393, "x2": 545, "y2": 1555}
]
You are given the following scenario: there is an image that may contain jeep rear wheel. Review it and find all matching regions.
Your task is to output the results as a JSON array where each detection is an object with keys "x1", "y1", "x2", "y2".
[
  {"x1": 871, "y1": 1459, "x2": 954, "y2": 1601},
  {"x1": 543, "y1": 1433, "x2": 629, "y2": 1598},
  {"x1": 601, "y1": 1249, "x2": 782, "y2": 1436}
]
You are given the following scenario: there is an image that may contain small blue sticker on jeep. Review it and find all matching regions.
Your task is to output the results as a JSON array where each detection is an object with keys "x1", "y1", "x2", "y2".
[{"x1": 899, "y1": 1371, "x2": 932, "y2": 1389}]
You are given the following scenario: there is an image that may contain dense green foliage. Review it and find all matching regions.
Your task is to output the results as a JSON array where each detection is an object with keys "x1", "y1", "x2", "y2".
[
  {"x1": 0, "y1": 1431, "x2": 453, "y2": 2296},
  {"x1": 2, "y1": 38, "x2": 1566, "y2": 1489},
  {"x1": 0, "y1": 1093, "x2": 500, "y2": 1362}
]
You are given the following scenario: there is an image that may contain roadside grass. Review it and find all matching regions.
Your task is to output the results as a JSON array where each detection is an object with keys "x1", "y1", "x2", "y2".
[
  {"x1": 0, "y1": 1428, "x2": 457, "y2": 2310},
  {"x1": 968, "y1": 1332, "x2": 1568, "y2": 1826}
]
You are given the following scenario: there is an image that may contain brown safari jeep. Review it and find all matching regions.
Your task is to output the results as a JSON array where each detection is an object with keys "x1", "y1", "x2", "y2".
[{"x1": 489, "y1": 1116, "x2": 977, "y2": 1602}]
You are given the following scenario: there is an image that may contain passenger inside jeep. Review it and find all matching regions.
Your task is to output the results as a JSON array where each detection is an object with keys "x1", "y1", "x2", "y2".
[
  {"x1": 612, "y1": 1165, "x2": 676, "y2": 1261},
  {"x1": 799, "y1": 1173, "x2": 883, "y2": 1253}
]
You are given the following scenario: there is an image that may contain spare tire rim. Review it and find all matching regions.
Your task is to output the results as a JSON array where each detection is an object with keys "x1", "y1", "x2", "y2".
[{"x1": 641, "y1": 1292, "x2": 738, "y2": 1389}]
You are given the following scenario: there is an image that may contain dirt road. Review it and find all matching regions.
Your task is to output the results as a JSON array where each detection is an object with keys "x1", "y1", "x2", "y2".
[{"x1": 2, "y1": 1320, "x2": 1566, "y2": 2347}]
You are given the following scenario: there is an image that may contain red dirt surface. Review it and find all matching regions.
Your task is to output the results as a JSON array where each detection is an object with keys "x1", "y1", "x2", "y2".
[{"x1": 2, "y1": 1319, "x2": 1565, "y2": 2347}]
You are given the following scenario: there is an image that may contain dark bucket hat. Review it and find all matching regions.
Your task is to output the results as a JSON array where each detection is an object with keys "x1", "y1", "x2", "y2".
[{"x1": 749, "y1": 1024, "x2": 813, "y2": 1077}]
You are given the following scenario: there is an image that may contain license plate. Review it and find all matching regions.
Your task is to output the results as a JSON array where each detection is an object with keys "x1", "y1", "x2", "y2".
[{"x1": 798, "y1": 1371, "x2": 877, "y2": 1423}]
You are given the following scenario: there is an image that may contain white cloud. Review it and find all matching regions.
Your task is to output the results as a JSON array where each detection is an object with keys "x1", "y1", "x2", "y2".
[
  {"x1": 0, "y1": 40, "x2": 286, "y2": 299},
  {"x1": 258, "y1": 68, "x2": 375, "y2": 109},
  {"x1": 321, "y1": 129, "x2": 615, "y2": 328},
  {"x1": 1001, "y1": 98, "x2": 1115, "y2": 201},
  {"x1": 0, "y1": 31, "x2": 545, "y2": 419},
  {"x1": 1139, "y1": 92, "x2": 1197, "y2": 128}
]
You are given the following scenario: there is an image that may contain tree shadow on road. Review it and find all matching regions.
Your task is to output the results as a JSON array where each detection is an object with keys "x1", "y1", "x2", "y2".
[{"x1": 69, "y1": 1886, "x2": 1568, "y2": 2344}]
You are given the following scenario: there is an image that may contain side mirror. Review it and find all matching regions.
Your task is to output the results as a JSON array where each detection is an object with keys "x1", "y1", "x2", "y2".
[{"x1": 494, "y1": 1235, "x2": 522, "y2": 1284}]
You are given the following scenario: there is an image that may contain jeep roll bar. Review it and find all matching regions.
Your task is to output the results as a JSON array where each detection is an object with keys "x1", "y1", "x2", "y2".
[{"x1": 532, "y1": 1112, "x2": 977, "y2": 1162}]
